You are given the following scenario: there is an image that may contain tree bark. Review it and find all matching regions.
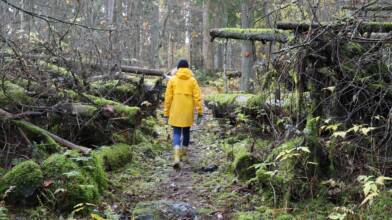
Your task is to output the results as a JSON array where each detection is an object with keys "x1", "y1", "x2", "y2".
[
  {"x1": 150, "y1": 1, "x2": 160, "y2": 68},
  {"x1": 202, "y1": 0, "x2": 214, "y2": 72},
  {"x1": 240, "y1": 0, "x2": 255, "y2": 92}
]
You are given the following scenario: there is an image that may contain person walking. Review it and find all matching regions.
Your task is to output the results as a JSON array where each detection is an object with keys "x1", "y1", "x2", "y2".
[{"x1": 164, "y1": 59, "x2": 203, "y2": 169}]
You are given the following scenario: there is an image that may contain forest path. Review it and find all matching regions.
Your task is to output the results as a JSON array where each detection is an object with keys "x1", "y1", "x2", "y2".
[
  {"x1": 124, "y1": 86, "x2": 236, "y2": 219},
  {"x1": 151, "y1": 114, "x2": 224, "y2": 218},
  {"x1": 111, "y1": 88, "x2": 241, "y2": 219}
]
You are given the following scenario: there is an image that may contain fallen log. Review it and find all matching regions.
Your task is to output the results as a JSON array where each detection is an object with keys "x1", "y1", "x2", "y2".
[
  {"x1": 0, "y1": 108, "x2": 91, "y2": 154},
  {"x1": 224, "y1": 71, "x2": 242, "y2": 78},
  {"x1": 204, "y1": 93, "x2": 290, "y2": 120},
  {"x1": 120, "y1": 65, "x2": 164, "y2": 76},
  {"x1": 276, "y1": 23, "x2": 323, "y2": 33},
  {"x1": 0, "y1": 53, "x2": 165, "y2": 77},
  {"x1": 342, "y1": 5, "x2": 392, "y2": 11},
  {"x1": 277, "y1": 22, "x2": 392, "y2": 33},
  {"x1": 210, "y1": 28, "x2": 291, "y2": 43}
]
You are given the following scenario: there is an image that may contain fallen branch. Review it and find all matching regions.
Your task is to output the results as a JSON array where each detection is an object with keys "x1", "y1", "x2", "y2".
[{"x1": 0, "y1": 108, "x2": 91, "y2": 154}]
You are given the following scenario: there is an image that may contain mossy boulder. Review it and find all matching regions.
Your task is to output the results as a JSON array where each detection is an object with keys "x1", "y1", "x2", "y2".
[
  {"x1": 96, "y1": 144, "x2": 133, "y2": 171},
  {"x1": 231, "y1": 144, "x2": 257, "y2": 180},
  {"x1": 0, "y1": 160, "x2": 43, "y2": 204},
  {"x1": 41, "y1": 152, "x2": 107, "y2": 210}
]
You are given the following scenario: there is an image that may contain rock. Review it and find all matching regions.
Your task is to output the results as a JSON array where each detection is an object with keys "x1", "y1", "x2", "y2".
[
  {"x1": 200, "y1": 164, "x2": 219, "y2": 173},
  {"x1": 132, "y1": 200, "x2": 198, "y2": 220}
]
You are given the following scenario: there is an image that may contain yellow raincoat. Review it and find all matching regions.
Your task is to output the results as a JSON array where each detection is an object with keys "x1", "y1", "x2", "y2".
[{"x1": 164, "y1": 68, "x2": 202, "y2": 127}]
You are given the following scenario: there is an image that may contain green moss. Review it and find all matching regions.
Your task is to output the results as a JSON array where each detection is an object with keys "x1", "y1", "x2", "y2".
[
  {"x1": 0, "y1": 81, "x2": 32, "y2": 106},
  {"x1": 41, "y1": 153, "x2": 103, "y2": 210},
  {"x1": 205, "y1": 93, "x2": 267, "y2": 110},
  {"x1": 234, "y1": 211, "x2": 263, "y2": 220},
  {"x1": 71, "y1": 103, "x2": 98, "y2": 116},
  {"x1": 267, "y1": 137, "x2": 304, "y2": 162},
  {"x1": 144, "y1": 77, "x2": 162, "y2": 87},
  {"x1": 0, "y1": 207, "x2": 9, "y2": 220},
  {"x1": 14, "y1": 120, "x2": 61, "y2": 153},
  {"x1": 247, "y1": 94, "x2": 267, "y2": 108},
  {"x1": 205, "y1": 93, "x2": 247, "y2": 105},
  {"x1": 276, "y1": 213, "x2": 296, "y2": 220},
  {"x1": 84, "y1": 94, "x2": 140, "y2": 119},
  {"x1": 231, "y1": 144, "x2": 256, "y2": 180},
  {"x1": 0, "y1": 160, "x2": 43, "y2": 204},
  {"x1": 38, "y1": 61, "x2": 82, "y2": 83},
  {"x1": 69, "y1": 152, "x2": 108, "y2": 193},
  {"x1": 365, "y1": 191, "x2": 392, "y2": 218},
  {"x1": 96, "y1": 144, "x2": 133, "y2": 171},
  {"x1": 341, "y1": 42, "x2": 366, "y2": 58},
  {"x1": 360, "y1": 22, "x2": 392, "y2": 32},
  {"x1": 218, "y1": 28, "x2": 292, "y2": 36},
  {"x1": 132, "y1": 129, "x2": 149, "y2": 144},
  {"x1": 140, "y1": 117, "x2": 159, "y2": 137},
  {"x1": 90, "y1": 80, "x2": 137, "y2": 94}
]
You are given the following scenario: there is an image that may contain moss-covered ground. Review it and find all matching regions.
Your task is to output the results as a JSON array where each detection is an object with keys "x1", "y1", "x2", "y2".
[{"x1": 1, "y1": 88, "x2": 390, "y2": 219}]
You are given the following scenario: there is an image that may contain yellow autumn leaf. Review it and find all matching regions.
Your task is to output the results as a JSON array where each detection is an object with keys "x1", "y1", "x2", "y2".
[
  {"x1": 332, "y1": 131, "x2": 347, "y2": 138},
  {"x1": 360, "y1": 127, "x2": 377, "y2": 136},
  {"x1": 375, "y1": 176, "x2": 392, "y2": 185},
  {"x1": 91, "y1": 213, "x2": 105, "y2": 220}
]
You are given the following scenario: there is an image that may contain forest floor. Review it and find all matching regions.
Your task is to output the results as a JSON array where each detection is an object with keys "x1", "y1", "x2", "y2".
[{"x1": 106, "y1": 87, "x2": 260, "y2": 219}]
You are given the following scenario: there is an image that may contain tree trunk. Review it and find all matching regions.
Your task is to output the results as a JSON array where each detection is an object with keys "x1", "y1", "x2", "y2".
[
  {"x1": 202, "y1": 0, "x2": 213, "y2": 72},
  {"x1": 185, "y1": 0, "x2": 192, "y2": 64},
  {"x1": 106, "y1": 0, "x2": 115, "y2": 24},
  {"x1": 167, "y1": 33, "x2": 174, "y2": 69},
  {"x1": 240, "y1": 1, "x2": 255, "y2": 92},
  {"x1": 150, "y1": 2, "x2": 160, "y2": 68}
]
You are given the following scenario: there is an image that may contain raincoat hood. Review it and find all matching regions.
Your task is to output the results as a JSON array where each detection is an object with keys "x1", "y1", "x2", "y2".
[{"x1": 176, "y1": 68, "x2": 192, "y2": 80}]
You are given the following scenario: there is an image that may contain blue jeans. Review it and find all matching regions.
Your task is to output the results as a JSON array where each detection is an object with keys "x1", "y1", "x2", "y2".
[{"x1": 173, "y1": 127, "x2": 190, "y2": 147}]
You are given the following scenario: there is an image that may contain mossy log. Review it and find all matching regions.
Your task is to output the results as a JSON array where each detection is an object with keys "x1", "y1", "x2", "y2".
[
  {"x1": 88, "y1": 74, "x2": 163, "y2": 112},
  {"x1": 205, "y1": 93, "x2": 288, "y2": 119},
  {"x1": 0, "y1": 108, "x2": 91, "y2": 154},
  {"x1": 1, "y1": 53, "x2": 165, "y2": 76},
  {"x1": 342, "y1": 5, "x2": 392, "y2": 11},
  {"x1": 0, "y1": 81, "x2": 32, "y2": 106},
  {"x1": 210, "y1": 28, "x2": 291, "y2": 43},
  {"x1": 277, "y1": 22, "x2": 392, "y2": 33},
  {"x1": 217, "y1": 70, "x2": 241, "y2": 78},
  {"x1": 276, "y1": 22, "x2": 325, "y2": 32}
]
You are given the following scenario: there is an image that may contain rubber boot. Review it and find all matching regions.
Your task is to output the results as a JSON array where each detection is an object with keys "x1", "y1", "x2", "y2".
[
  {"x1": 173, "y1": 145, "x2": 181, "y2": 169},
  {"x1": 180, "y1": 148, "x2": 188, "y2": 163}
]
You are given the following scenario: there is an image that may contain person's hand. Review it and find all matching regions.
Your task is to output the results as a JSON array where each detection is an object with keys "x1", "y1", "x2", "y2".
[{"x1": 196, "y1": 114, "x2": 203, "y2": 125}]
